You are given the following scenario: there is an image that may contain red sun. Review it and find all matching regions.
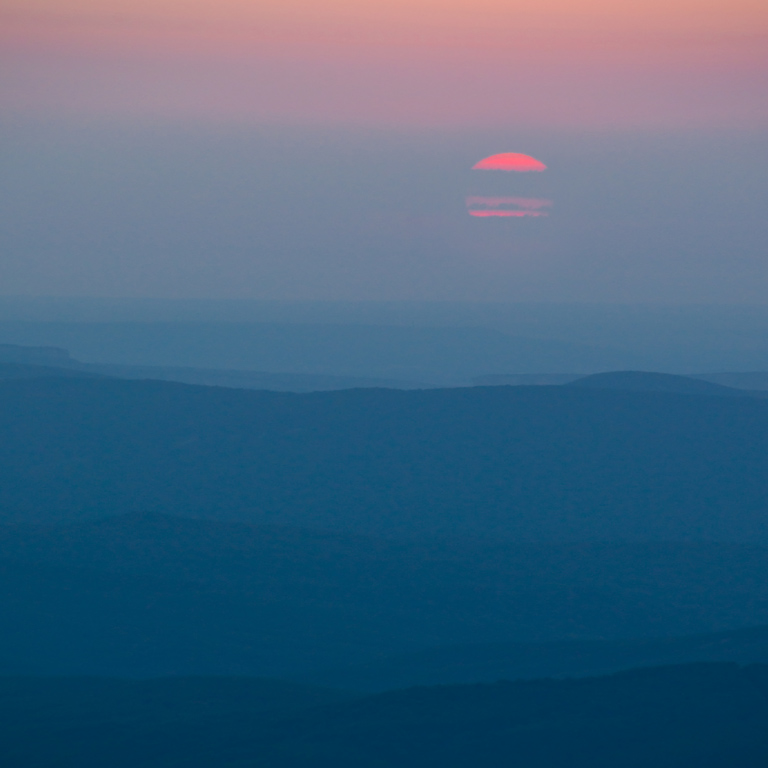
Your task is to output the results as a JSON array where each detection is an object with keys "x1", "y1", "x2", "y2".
[{"x1": 472, "y1": 153, "x2": 547, "y2": 172}]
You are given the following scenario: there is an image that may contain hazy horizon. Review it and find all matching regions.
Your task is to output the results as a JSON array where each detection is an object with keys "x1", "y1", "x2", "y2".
[{"x1": 1, "y1": 121, "x2": 767, "y2": 305}]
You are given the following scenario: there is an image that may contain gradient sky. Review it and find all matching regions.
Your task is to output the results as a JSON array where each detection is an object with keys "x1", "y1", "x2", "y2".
[
  {"x1": 3, "y1": 0, "x2": 767, "y2": 127},
  {"x1": 1, "y1": 1, "x2": 767, "y2": 302}
]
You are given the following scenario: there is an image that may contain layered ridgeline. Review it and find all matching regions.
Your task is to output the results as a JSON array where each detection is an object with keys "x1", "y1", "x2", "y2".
[
  {"x1": 0, "y1": 343, "x2": 422, "y2": 390},
  {"x1": 1, "y1": 374, "x2": 768, "y2": 765},
  {"x1": 1, "y1": 377, "x2": 768, "y2": 540},
  {"x1": 2, "y1": 513, "x2": 768, "y2": 677},
  {"x1": 5, "y1": 336, "x2": 768, "y2": 391},
  {"x1": 1, "y1": 665, "x2": 767, "y2": 767},
  {"x1": 2, "y1": 375, "x2": 768, "y2": 681},
  {"x1": 0, "y1": 323, "x2": 618, "y2": 385}
]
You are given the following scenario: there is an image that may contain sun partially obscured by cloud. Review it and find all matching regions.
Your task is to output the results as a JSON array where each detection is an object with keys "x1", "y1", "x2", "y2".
[
  {"x1": 2, "y1": 0, "x2": 766, "y2": 128},
  {"x1": 466, "y1": 197, "x2": 552, "y2": 217}
]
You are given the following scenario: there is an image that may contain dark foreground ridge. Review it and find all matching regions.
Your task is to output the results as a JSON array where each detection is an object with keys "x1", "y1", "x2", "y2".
[
  {"x1": 312, "y1": 624, "x2": 768, "y2": 691},
  {"x1": 2, "y1": 513, "x2": 768, "y2": 677},
  {"x1": 2, "y1": 377, "x2": 768, "y2": 541},
  {"x1": 1, "y1": 664, "x2": 768, "y2": 767}
]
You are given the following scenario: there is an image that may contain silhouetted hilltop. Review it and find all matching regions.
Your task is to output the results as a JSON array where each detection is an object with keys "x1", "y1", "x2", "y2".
[
  {"x1": 694, "y1": 371, "x2": 768, "y2": 390},
  {"x1": 567, "y1": 370, "x2": 747, "y2": 396},
  {"x1": 1, "y1": 664, "x2": 767, "y2": 767},
  {"x1": 1, "y1": 378, "x2": 768, "y2": 541}
]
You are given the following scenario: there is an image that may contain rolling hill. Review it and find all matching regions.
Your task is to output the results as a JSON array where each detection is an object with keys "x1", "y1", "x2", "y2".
[
  {"x1": 2, "y1": 514, "x2": 768, "y2": 676},
  {"x1": 1, "y1": 665, "x2": 767, "y2": 767},
  {"x1": 311, "y1": 624, "x2": 768, "y2": 690},
  {"x1": 566, "y1": 370, "x2": 750, "y2": 396},
  {"x1": 0, "y1": 377, "x2": 767, "y2": 542}
]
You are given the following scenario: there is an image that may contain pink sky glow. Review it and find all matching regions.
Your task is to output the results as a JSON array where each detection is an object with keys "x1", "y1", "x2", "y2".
[
  {"x1": 468, "y1": 211, "x2": 549, "y2": 217},
  {"x1": 1, "y1": 1, "x2": 766, "y2": 128},
  {"x1": 466, "y1": 197, "x2": 552, "y2": 209},
  {"x1": 466, "y1": 197, "x2": 553, "y2": 217}
]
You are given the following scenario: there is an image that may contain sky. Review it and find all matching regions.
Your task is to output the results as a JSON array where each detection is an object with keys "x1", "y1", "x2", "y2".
[
  {"x1": 3, "y1": 0, "x2": 767, "y2": 127},
  {"x1": 1, "y1": 0, "x2": 767, "y2": 302}
]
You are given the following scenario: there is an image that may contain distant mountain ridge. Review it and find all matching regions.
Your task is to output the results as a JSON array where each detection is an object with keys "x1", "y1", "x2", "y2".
[
  {"x1": 4, "y1": 341, "x2": 768, "y2": 394},
  {"x1": 0, "y1": 343, "x2": 73, "y2": 366},
  {"x1": 0, "y1": 362, "x2": 102, "y2": 380},
  {"x1": 692, "y1": 371, "x2": 768, "y2": 391},
  {"x1": 0, "y1": 342, "x2": 424, "y2": 390},
  {"x1": 0, "y1": 321, "x2": 622, "y2": 382},
  {"x1": 566, "y1": 370, "x2": 751, "y2": 396},
  {"x1": 1, "y1": 377, "x2": 768, "y2": 541}
]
